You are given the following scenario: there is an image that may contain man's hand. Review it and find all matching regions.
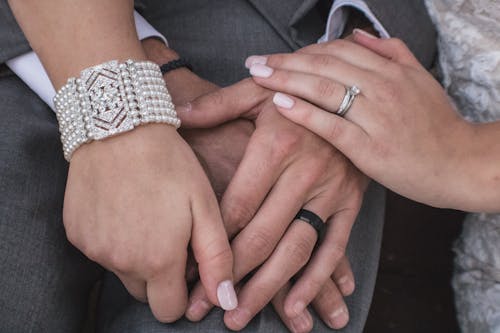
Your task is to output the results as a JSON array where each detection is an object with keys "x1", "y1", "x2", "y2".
[{"x1": 179, "y1": 79, "x2": 368, "y2": 332}]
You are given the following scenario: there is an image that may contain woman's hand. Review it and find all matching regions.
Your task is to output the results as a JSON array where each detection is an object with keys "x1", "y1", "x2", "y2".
[
  {"x1": 64, "y1": 124, "x2": 237, "y2": 322},
  {"x1": 245, "y1": 33, "x2": 492, "y2": 211},
  {"x1": 8, "y1": 1, "x2": 237, "y2": 321}
]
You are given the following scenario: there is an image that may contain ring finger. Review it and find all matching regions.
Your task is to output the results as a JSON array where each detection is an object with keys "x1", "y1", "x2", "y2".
[
  {"x1": 224, "y1": 200, "x2": 330, "y2": 330},
  {"x1": 250, "y1": 68, "x2": 368, "y2": 124}
]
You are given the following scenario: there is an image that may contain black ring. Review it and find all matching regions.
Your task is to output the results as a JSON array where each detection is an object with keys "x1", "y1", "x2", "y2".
[{"x1": 295, "y1": 209, "x2": 325, "y2": 237}]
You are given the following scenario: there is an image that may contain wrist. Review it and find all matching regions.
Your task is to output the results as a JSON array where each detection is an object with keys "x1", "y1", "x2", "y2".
[
  {"x1": 71, "y1": 123, "x2": 180, "y2": 163},
  {"x1": 142, "y1": 37, "x2": 180, "y2": 64}
]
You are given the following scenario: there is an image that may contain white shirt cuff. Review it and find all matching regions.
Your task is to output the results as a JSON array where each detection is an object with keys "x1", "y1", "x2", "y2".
[
  {"x1": 5, "y1": 11, "x2": 168, "y2": 111},
  {"x1": 319, "y1": 0, "x2": 391, "y2": 43}
]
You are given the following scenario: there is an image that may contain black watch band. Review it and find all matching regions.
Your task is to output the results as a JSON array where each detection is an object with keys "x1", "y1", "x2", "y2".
[{"x1": 159, "y1": 58, "x2": 193, "y2": 75}]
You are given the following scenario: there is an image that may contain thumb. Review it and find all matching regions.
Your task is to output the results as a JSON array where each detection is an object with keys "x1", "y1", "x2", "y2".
[
  {"x1": 190, "y1": 190, "x2": 237, "y2": 311},
  {"x1": 176, "y1": 78, "x2": 270, "y2": 128},
  {"x1": 352, "y1": 30, "x2": 421, "y2": 68}
]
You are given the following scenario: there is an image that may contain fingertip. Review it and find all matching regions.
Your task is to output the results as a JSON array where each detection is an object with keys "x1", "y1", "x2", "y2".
[
  {"x1": 245, "y1": 55, "x2": 268, "y2": 69},
  {"x1": 186, "y1": 298, "x2": 213, "y2": 322},
  {"x1": 285, "y1": 300, "x2": 306, "y2": 319},
  {"x1": 217, "y1": 280, "x2": 238, "y2": 310},
  {"x1": 353, "y1": 28, "x2": 379, "y2": 41},
  {"x1": 328, "y1": 306, "x2": 349, "y2": 330},
  {"x1": 289, "y1": 310, "x2": 314, "y2": 333},
  {"x1": 273, "y1": 92, "x2": 295, "y2": 109},
  {"x1": 224, "y1": 307, "x2": 252, "y2": 331},
  {"x1": 338, "y1": 277, "x2": 355, "y2": 296}
]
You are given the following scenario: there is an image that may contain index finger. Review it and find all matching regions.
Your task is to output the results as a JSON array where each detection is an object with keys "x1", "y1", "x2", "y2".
[{"x1": 176, "y1": 78, "x2": 270, "y2": 128}]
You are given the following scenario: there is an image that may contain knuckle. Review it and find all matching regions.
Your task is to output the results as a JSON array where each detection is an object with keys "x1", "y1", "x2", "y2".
[
  {"x1": 327, "y1": 244, "x2": 346, "y2": 265},
  {"x1": 223, "y1": 197, "x2": 255, "y2": 226},
  {"x1": 285, "y1": 239, "x2": 313, "y2": 268},
  {"x1": 270, "y1": 129, "x2": 301, "y2": 157},
  {"x1": 314, "y1": 54, "x2": 336, "y2": 68},
  {"x1": 325, "y1": 117, "x2": 344, "y2": 143},
  {"x1": 303, "y1": 276, "x2": 326, "y2": 297},
  {"x1": 331, "y1": 39, "x2": 349, "y2": 51},
  {"x1": 386, "y1": 63, "x2": 406, "y2": 79},
  {"x1": 144, "y1": 253, "x2": 171, "y2": 275},
  {"x1": 201, "y1": 241, "x2": 233, "y2": 267},
  {"x1": 316, "y1": 78, "x2": 340, "y2": 100},
  {"x1": 374, "y1": 78, "x2": 400, "y2": 103},
  {"x1": 82, "y1": 242, "x2": 105, "y2": 264},
  {"x1": 242, "y1": 229, "x2": 275, "y2": 261},
  {"x1": 108, "y1": 250, "x2": 134, "y2": 272},
  {"x1": 267, "y1": 54, "x2": 286, "y2": 68},
  {"x1": 273, "y1": 70, "x2": 291, "y2": 87},
  {"x1": 389, "y1": 38, "x2": 406, "y2": 51},
  {"x1": 206, "y1": 89, "x2": 225, "y2": 107}
]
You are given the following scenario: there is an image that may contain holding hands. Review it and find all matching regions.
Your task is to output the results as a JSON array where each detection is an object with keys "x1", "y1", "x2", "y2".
[{"x1": 178, "y1": 76, "x2": 368, "y2": 331}]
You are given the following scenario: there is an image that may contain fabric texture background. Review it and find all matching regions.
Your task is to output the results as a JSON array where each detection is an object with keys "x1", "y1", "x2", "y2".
[{"x1": 425, "y1": 0, "x2": 500, "y2": 332}]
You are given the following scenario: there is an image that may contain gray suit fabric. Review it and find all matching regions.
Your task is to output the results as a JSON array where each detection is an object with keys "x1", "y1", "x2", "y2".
[{"x1": 0, "y1": 1, "x2": 436, "y2": 332}]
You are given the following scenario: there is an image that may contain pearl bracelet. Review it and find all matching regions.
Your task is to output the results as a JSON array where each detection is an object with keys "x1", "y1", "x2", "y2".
[{"x1": 54, "y1": 59, "x2": 181, "y2": 161}]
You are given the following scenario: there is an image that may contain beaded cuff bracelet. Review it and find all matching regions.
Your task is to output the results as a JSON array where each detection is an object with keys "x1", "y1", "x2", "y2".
[{"x1": 54, "y1": 60, "x2": 180, "y2": 161}]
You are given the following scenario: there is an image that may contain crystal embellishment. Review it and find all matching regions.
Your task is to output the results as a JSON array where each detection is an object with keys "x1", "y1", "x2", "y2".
[{"x1": 54, "y1": 60, "x2": 180, "y2": 161}]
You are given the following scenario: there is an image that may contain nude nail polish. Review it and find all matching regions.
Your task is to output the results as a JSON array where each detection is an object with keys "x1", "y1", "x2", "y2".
[
  {"x1": 245, "y1": 55, "x2": 268, "y2": 69},
  {"x1": 249, "y1": 63, "x2": 274, "y2": 78},
  {"x1": 353, "y1": 28, "x2": 378, "y2": 39},
  {"x1": 273, "y1": 93, "x2": 295, "y2": 109},
  {"x1": 217, "y1": 280, "x2": 238, "y2": 310}
]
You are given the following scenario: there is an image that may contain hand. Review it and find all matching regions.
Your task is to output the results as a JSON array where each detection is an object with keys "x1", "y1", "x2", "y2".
[
  {"x1": 178, "y1": 79, "x2": 368, "y2": 331},
  {"x1": 181, "y1": 121, "x2": 254, "y2": 201},
  {"x1": 63, "y1": 120, "x2": 236, "y2": 321},
  {"x1": 245, "y1": 32, "x2": 484, "y2": 211}
]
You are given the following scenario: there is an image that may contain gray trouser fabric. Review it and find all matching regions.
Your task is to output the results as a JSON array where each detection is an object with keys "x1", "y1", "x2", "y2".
[
  {"x1": 0, "y1": 67, "x2": 103, "y2": 332},
  {"x1": 97, "y1": 2, "x2": 386, "y2": 333}
]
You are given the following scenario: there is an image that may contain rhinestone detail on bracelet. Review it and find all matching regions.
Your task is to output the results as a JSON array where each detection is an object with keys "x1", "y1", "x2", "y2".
[{"x1": 54, "y1": 60, "x2": 180, "y2": 161}]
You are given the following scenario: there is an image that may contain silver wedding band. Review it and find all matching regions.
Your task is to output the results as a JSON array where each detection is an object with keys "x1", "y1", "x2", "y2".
[{"x1": 336, "y1": 85, "x2": 361, "y2": 117}]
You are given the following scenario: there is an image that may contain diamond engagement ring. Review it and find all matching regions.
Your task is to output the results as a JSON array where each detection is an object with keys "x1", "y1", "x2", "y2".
[{"x1": 336, "y1": 85, "x2": 361, "y2": 117}]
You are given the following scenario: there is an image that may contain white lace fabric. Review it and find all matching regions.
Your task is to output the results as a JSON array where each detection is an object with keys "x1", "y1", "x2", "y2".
[{"x1": 425, "y1": 1, "x2": 500, "y2": 331}]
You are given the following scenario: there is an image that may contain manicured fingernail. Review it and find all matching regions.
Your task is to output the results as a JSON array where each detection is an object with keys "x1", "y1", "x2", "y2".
[
  {"x1": 337, "y1": 276, "x2": 355, "y2": 295},
  {"x1": 217, "y1": 280, "x2": 238, "y2": 310},
  {"x1": 292, "y1": 301, "x2": 306, "y2": 316},
  {"x1": 186, "y1": 299, "x2": 211, "y2": 320},
  {"x1": 227, "y1": 307, "x2": 251, "y2": 327},
  {"x1": 273, "y1": 92, "x2": 295, "y2": 109},
  {"x1": 329, "y1": 307, "x2": 349, "y2": 329},
  {"x1": 249, "y1": 64, "x2": 274, "y2": 78},
  {"x1": 353, "y1": 28, "x2": 378, "y2": 39},
  {"x1": 290, "y1": 311, "x2": 312, "y2": 333},
  {"x1": 245, "y1": 55, "x2": 268, "y2": 69}
]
